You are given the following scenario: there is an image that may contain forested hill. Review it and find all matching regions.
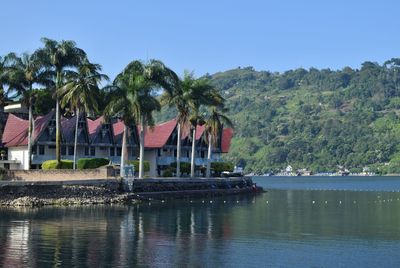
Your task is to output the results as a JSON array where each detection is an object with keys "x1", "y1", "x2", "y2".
[{"x1": 156, "y1": 59, "x2": 400, "y2": 174}]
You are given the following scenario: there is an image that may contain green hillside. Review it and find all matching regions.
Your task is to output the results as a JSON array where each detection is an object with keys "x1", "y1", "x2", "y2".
[{"x1": 156, "y1": 59, "x2": 400, "y2": 174}]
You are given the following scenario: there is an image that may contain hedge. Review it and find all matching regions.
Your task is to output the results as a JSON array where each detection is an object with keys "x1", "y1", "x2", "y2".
[
  {"x1": 127, "y1": 160, "x2": 150, "y2": 172},
  {"x1": 42, "y1": 160, "x2": 73, "y2": 169},
  {"x1": 211, "y1": 162, "x2": 234, "y2": 176},
  {"x1": 170, "y1": 162, "x2": 191, "y2": 174},
  {"x1": 77, "y1": 158, "x2": 110, "y2": 170}
]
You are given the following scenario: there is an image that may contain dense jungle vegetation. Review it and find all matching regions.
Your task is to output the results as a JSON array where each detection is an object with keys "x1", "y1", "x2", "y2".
[{"x1": 156, "y1": 59, "x2": 400, "y2": 174}]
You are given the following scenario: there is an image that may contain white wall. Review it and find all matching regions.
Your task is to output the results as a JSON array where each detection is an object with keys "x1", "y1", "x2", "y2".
[
  {"x1": 144, "y1": 150, "x2": 157, "y2": 177},
  {"x1": 9, "y1": 146, "x2": 28, "y2": 170}
]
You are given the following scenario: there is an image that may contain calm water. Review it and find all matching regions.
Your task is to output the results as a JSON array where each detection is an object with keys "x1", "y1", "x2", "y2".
[{"x1": 1, "y1": 177, "x2": 400, "y2": 267}]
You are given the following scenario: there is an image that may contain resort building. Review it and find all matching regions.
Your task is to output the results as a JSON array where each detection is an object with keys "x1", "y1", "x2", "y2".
[{"x1": 0, "y1": 112, "x2": 233, "y2": 177}]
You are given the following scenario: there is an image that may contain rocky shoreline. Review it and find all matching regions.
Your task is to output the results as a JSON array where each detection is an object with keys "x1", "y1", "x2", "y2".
[
  {"x1": 0, "y1": 177, "x2": 263, "y2": 207},
  {"x1": 0, "y1": 184, "x2": 140, "y2": 207}
]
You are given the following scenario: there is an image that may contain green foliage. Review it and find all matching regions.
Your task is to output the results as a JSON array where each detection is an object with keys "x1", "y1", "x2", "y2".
[
  {"x1": 170, "y1": 162, "x2": 191, "y2": 174},
  {"x1": 155, "y1": 61, "x2": 400, "y2": 174},
  {"x1": 76, "y1": 158, "x2": 109, "y2": 169},
  {"x1": 0, "y1": 167, "x2": 6, "y2": 180},
  {"x1": 211, "y1": 162, "x2": 234, "y2": 176},
  {"x1": 42, "y1": 160, "x2": 73, "y2": 169},
  {"x1": 162, "y1": 167, "x2": 174, "y2": 177},
  {"x1": 127, "y1": 160, "x2": 150, "y2": 172}
]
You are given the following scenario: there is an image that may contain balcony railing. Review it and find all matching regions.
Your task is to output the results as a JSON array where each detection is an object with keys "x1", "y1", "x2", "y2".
[{"x1": 156, "y1": 156, "x2": 222, "y2": 166}]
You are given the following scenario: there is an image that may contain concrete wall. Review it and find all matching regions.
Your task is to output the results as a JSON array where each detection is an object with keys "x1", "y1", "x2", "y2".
[
  {"x1": 8, "y1": 147, "x2": 28, "y2": 170},
  {"x1": 6, "y1": 167, "x2": 116, "y2": 181},
  {"x1": 144, "y1": 150, "x2": 157, "y2": 177}
]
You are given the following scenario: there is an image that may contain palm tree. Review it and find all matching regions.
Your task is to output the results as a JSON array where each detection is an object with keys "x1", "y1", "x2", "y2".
[
  {"x1": 58, "y1": 59, "x2": 109, "y2": 169},
  {"x1": 0, "y1": 56, "x2": 11, "y2": 110},
  {"x1": 35, "y1": 38, "x2": 87, "y2": 166},
  {"x1": 5, "y1": 52, "x2": 51, "y2": 169},
  {"x1": 204, "y1": 106, "x2": 233, "y2": 178},
  {"x1": 180, "y1": 72, "x2": 224, "y2": 178},
  {"x1": 105, "y1": 60, "x2": 177, "y2": 178}
]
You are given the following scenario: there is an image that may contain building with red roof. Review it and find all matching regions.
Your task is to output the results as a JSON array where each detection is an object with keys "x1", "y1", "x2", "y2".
[{"x1": 1, "y1": 113, "x2": 233, "y2": 176}]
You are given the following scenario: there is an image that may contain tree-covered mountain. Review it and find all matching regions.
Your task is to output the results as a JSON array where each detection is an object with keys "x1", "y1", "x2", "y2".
[{"x1": 156, "y1": 59, "x2": 400, "y2": 174}]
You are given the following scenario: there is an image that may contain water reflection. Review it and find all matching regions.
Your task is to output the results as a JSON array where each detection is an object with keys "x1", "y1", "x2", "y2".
[{"x1": 1, "y1": 189, "x2": 400, "y2": 267}]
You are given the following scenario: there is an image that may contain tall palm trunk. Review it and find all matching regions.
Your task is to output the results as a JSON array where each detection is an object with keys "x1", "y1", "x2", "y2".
[
  {"x1": 55, "y1": 71, "x2": 62, "y2": 164},
  {"x1": 139, "y1": 116, "x2": 145, "y2": 179},
  {"x1": 206, "y1": 134, "x2": 212, "y2": 178},
  {"x1": 73, "y1": 107, "x2": 80, "y2": 170},
  {"x1": 176, "y1": 123, "x2": 181, "y2": 177},
  {"x1": 190, "y1": 127, "x2": 196, "y2": 178},
  {"x1": 120, "y1": 124, "x2": 128, "y2": 177},
  {"x1": 27, "y1": 95, "x2": 33, "y2": 170}
]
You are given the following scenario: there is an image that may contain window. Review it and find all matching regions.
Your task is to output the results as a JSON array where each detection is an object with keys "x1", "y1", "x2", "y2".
[
  {"x1": 68, "y1": 146, "x2": 74, "y2": 156},
  {"x1": 32, "y1": 145, "x2": 37, "y2": 155},
  {"x1": 84, "y1": 147, "x2": 89, "y2": 156},
  {"x1": 110, "y1": 147, "x2": 115, "y2": 157},
  {"x1": 186, "y1": 151, "x2": 190, "y2": 157},
  {"x1": 61, "y1": 146, "x2": 66, "y2": 155},
  {"x1": 157, "y1": 149, "x2": 161, "y2": 157},
  {"x1": 174, "y1": 150, "x2": 177, "y2": 157},
  {"x1": 90, "y1": 147, "x2": 96, "y2": 156},
  {"x1": 201, "y1": 151, "x2": 205, "y2": 158},
  {"x1": 48, "y1": 145, "x2": 56, "y2": 149},
  {"x1": 117, "y1": 147, "x2": 121, "y2": 156},
  {"x1": 39, "y1": 145, "x2": 45, "y2": 155}
]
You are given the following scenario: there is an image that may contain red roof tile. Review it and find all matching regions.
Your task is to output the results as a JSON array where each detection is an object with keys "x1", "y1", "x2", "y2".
[
  {"x1": 144, "y1": 119, "x2": 177, "y2": 148},
  {"x1": 2, "y1": 111, "x2": 55, "y2": 147},
  {"x1": 112, "y1": 119, "x2": 124, "y2": 137},
  {"x1": 181, "y1": 124, "x2": 206, "y2": 141},
  {"x1": 221, "y1": 128, "x2": 233, "y2": 153},
  {"x1": 33, "y1": 111, "x2": 55, "y2": 141},
  {"x1": 87, "y1": 116, "x2": 103, "y2": 142},
  {"x1": 2, "y1": 114, "x2": 28, "y2": 147}
]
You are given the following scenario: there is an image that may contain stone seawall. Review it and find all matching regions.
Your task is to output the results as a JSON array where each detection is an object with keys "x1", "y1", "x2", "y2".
[
  {"x1": 4, "y1": 167, "x2": 116, "y2": 181},
  {"x1": 0, "y1": 177, "x2": 263, "y2": 207}
]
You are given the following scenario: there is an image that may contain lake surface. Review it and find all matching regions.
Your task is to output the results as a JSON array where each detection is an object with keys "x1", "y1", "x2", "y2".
[{"x1": 1, "y1": 176, "x2": 400, "y2": 267}]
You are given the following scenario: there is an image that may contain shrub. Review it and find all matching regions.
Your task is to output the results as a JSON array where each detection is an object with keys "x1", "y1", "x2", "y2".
[
  {"x1": 77, "y1": 158, "x2": 110, "y2": 170},
  {"x1": 0, "y1": 167, "x2": 7, "y2": 180},
  {"x1": 42, "y1": 160, "x2": 73, "y2": 169},
  {"x1": 211, "y1": 162, "x2": 234, "y2": 176},
  {"x1": 170, "y1": 162, "x2": 190, "y2": 174},
  {"x1": 127, "y1": 160, "x2": 150, "y2": 172},
  {"x1": 162, "y1": 167, "x2": 174, "y2": 177}
]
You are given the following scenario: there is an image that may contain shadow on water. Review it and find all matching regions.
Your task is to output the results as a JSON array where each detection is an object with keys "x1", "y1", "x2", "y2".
[{"x1": 2, "y1": 178, "x2": 400, "y2": 267}]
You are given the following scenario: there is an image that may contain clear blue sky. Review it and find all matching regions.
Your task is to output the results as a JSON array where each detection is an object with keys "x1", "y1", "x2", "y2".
[{"x1": 1, "y1": 0, "x2": 399, "y2": 79}]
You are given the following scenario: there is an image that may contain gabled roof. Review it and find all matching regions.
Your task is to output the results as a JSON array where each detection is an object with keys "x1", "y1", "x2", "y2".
[
  {"x1": 221, "y1": 128, "x2": 233, "y2": 153},
  {"x1": 181, "y1": 124, "x2": 206, "y2": 141},
  {"x1": 144, "y1": 119, "x2": 177, "y2": 148},
  {"x1": 2, "y1": 111, "x2": 55, "y2": 147},
  {"x1": 2, "y1": 114, "x2": 29, "y2": 147},
  {"x1": 61, "y1": 115, "x2": 76, "y2": 143},
  {"x1": 87, "y1": 116, "x2": 103, "y2": 143}
]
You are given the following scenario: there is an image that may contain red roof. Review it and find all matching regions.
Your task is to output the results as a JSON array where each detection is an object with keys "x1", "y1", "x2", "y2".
[
  {"x1": 87, "y1": 116, "x2": 103, "y2": 142},
  {"x1": 2, "y1": 114, "x2": 234, "y2": 153},
  {"x1": 144, "y1": 119, "x2": 177, "y2": 148},
  {"x1": 2, "y1": 111, "x2": 55, "y2": 147},
  {"x1": 181, "y1": 124, "x2": 206, "y2": 140},
  {"x1": 2, "y1": 114, "x2": 29, "y2": 147},
  {"x1": 221, "y1": 128, "x2": 233, "y2": 153},
  {"x1": 112, "y1": 119, "x2": 124, "y2": 137}
]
